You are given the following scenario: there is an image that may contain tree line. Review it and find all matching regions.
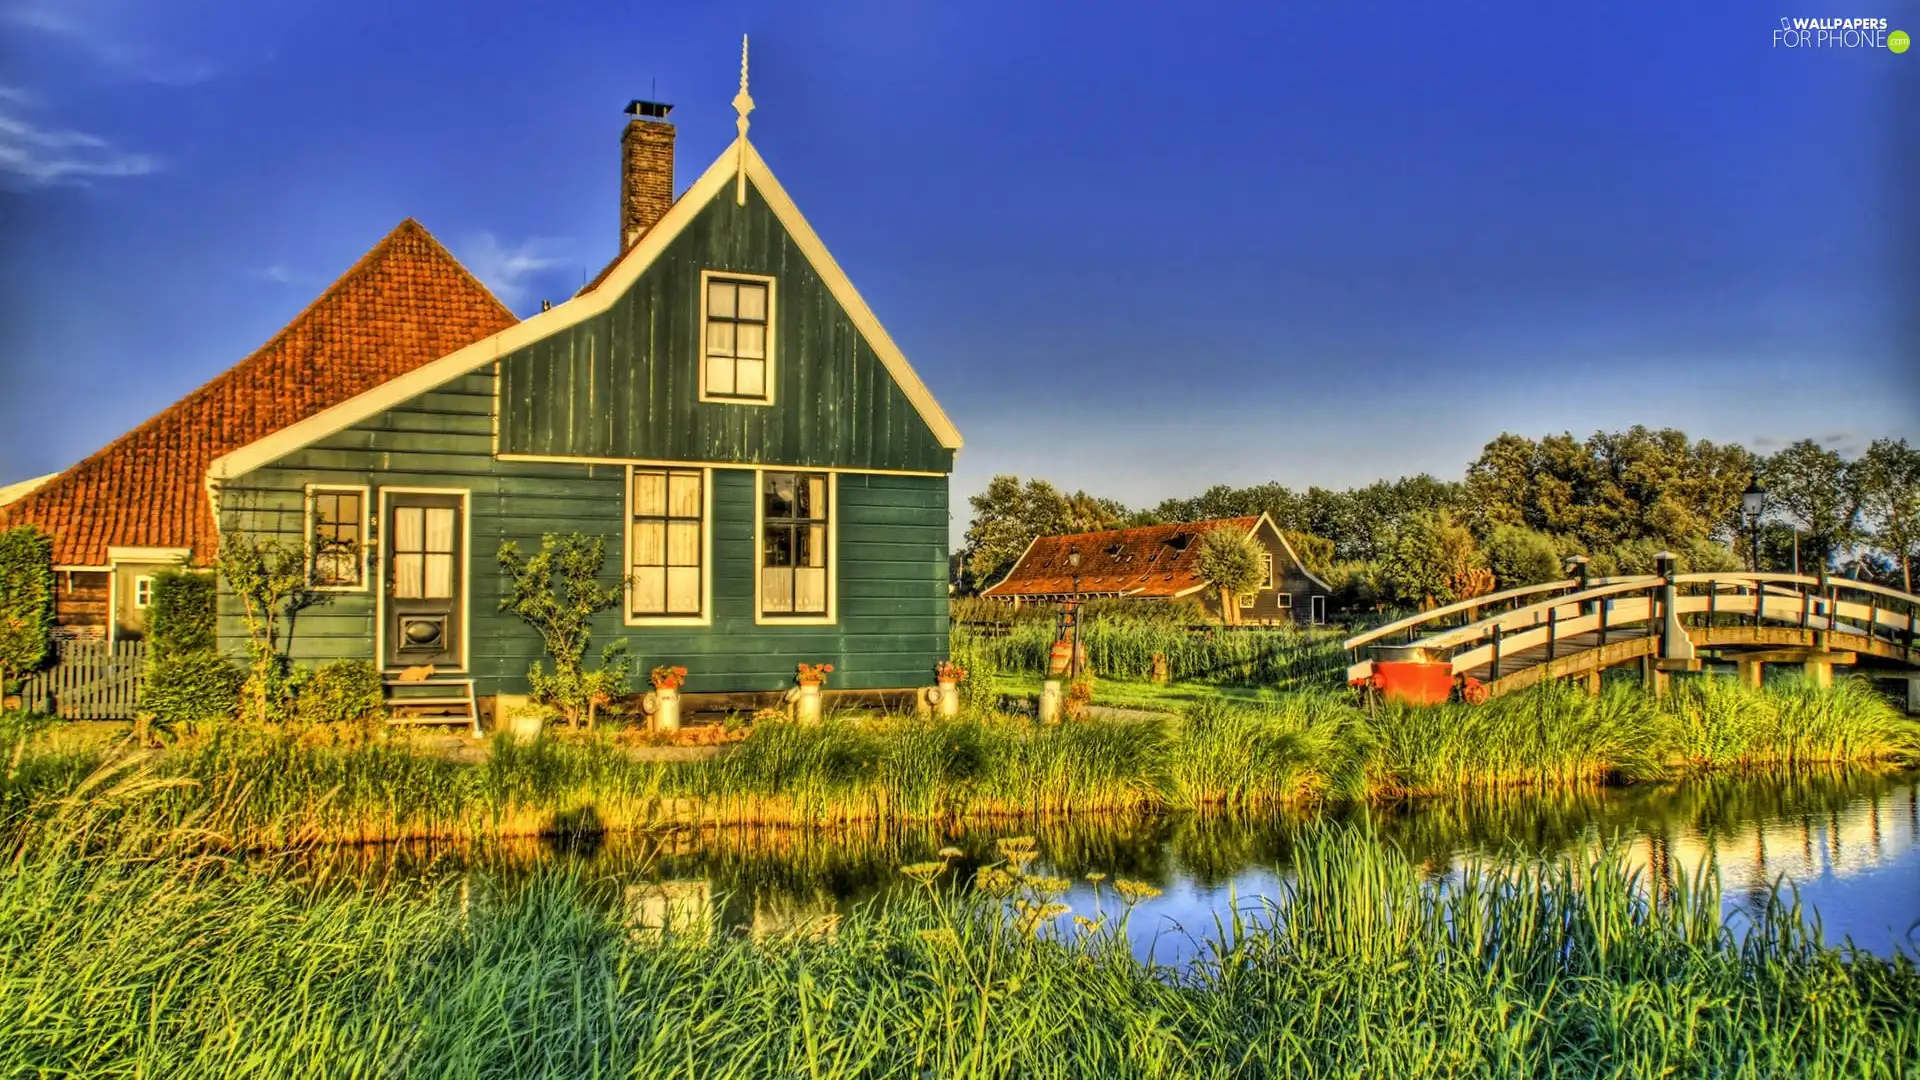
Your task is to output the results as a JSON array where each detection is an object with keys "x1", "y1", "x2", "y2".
[{"x1": 960, "y1": 427, "x2": 1920, "y2": 611}]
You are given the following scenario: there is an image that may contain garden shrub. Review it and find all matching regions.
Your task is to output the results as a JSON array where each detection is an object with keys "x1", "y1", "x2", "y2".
[
  {"x1": 0, "y1": 526, "x2": 54, "y2": 695},
  {"x1": 296, "y1": 660, "x2": 386, "y2": 725},
  {"x1": 146, "y1": 569, "x2": 216, "y2": 659},
  {"x1": 140, "y1": 651, "x2": 244, "y2": 728}
]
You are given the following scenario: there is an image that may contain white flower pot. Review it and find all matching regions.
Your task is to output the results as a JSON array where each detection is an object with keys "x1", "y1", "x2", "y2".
[
  {"x1": 1037, "y1": 680, "x2": 1063, "y2": 724},
  {"x1": 645, "y1": 687, "x2": 682, "y2": 732},
  {"x1": 508, "y1": 710, "x2": 547, "y2": 741},
  {"x1": 794, "y1": 683, "x2": 823, "y2": 724},
  {"x1": 936, "y1": 679, "x2": 961, "y2": 718}
]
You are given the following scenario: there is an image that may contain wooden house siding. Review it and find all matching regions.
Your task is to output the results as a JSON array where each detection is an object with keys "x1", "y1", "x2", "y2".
[
  {"x1": 53, "y1": 570, "x2": 109, "y2": 631},
  {"x1": 495, "y1": 182, "x2": 953, "y2": 474},
  {"x1": 217, "y1": 372, "x2": 950, "y2": 695}
]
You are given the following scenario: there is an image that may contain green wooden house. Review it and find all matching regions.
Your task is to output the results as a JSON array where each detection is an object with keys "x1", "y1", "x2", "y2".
[{"x1": 205, "y1": 80, "x2": 962, "y2": 714}]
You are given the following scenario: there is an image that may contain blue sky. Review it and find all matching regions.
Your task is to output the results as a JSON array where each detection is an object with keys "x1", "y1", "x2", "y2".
[{"x1": 1, "y1": 0, "x2": 1915, "y2": 541}]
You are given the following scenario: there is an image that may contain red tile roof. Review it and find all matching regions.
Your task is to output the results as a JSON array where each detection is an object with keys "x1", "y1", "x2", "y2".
[
  {"x1": 980, "y1": 517, "x2": 1261, "y2": 598},
  {"x1": 0, "y1": 219, "x2": 517, "y2": 567}
]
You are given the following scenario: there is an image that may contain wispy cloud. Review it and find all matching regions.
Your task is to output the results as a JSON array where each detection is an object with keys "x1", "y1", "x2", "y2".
[
  {"x1": 252, "y1": 264, "x2": 299, "y2": 285},
  {"x1": 0, "y1": 101, "x2": 157, "y2": 187},
  {"x1": 2, "y1": 1, "x2": 213, "y2": 86},
  {"x1": 458, "y1": 233, "x2": 571, "y2": 308}
]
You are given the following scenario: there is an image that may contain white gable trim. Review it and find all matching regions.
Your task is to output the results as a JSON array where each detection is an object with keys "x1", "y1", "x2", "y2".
[
  {"x1": 739, "y1": 141, "x2": 962, "y2": 451},
  {"x1": 208, "y1": 136, "x2": 961, "y2": 486},
  {"x1": 0, "y1": 472, "x2": 59, "y2": 507}
]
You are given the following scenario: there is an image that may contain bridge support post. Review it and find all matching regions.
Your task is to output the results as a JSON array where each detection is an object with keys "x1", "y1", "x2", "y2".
[
  {"x1": 1583, "y1": 669, "x2": 1602, "y2": 696},
  {"x1": 1907, "y1": 677, "x2": 1920, "y2": 716},
  {"x1": 1641, "y1": 656, "x2": 1670, "y2": 697},
  {"x1": 1737, "y1": 660, "x2": 1764, "y2": 689},
  {"x1": 1803, "y1": 657, "x2": 1833, "y2": 690}
]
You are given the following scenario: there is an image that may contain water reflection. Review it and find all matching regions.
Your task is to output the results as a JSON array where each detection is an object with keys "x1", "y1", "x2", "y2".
[{"x1": 304, "y1": 769, "x2": 1920, "y2": 962}]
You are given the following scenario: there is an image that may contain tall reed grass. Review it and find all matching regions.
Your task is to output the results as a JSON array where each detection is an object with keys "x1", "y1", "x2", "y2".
[
  {"x1": 3, "y1": 789, "x2": 1913, "y2": 1078},
  {"x1": 952, "y1": 619, "x2": 1348, "y2": 688},
  {"x1": 3, "y1": 675, "x2": 1915, "y2": 847}
]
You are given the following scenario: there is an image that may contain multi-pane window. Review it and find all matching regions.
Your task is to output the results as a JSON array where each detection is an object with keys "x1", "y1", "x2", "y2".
[
  {"x1": 631, "y1": 468, "x2": 704, "y2": 617},
  {"x1": 1259, "y1": 552, "x2": 1274, "y2": 590},
  {"x1": 310, "y1": 489, "x2": 365, "y2": 587},
  {"x1": 761, "y1": 472, "x2": 829, "y2": 616},
  {"x1": 704, "y1": 276, "x2": 771, "y2": 401},
  {"x1": 390, "y1": 505, "x2": 456, "y2": 599},
  {"x1": 133, "y1": 576, "x2": 153, "y2": 609}
]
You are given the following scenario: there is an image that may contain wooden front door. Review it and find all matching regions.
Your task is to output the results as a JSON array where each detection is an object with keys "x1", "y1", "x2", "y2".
[{"x1": 384, "y1": 493, "x2": 464, "y2": 669}]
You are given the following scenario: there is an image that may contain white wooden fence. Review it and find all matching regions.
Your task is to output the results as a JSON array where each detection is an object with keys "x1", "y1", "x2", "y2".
[{"x1": 19, "y1": 640, "x2": 147, "y2": 719}]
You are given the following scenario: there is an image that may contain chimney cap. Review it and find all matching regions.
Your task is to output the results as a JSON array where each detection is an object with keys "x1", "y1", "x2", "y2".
[{"x1": 625, "y1": 100, "x2": 674, "y2": 119}]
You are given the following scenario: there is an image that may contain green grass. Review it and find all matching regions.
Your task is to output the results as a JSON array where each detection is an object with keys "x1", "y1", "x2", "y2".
[
  {"x1": 2, "y1": 791, "x2": 1915, "y2": 1078},
  {"x1": 4, "y1": 675, "x2": 1916, "y2": 846}
]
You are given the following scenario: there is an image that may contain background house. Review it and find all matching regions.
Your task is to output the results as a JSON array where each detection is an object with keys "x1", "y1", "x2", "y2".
[{"x1": 980, "y1": 515, "x2": 1330, "y2": 624}]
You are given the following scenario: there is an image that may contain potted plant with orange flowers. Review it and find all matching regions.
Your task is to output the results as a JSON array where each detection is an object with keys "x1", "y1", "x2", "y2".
[
  {"x1": 643, "y1": 665, "x2": 688, "y2": 732},
  {"x1": 933, "y1": 660, "x2": 966, "y2": 718},
  {"x1": 792, "y1": 662, "x2": 833, "y2": 723}
]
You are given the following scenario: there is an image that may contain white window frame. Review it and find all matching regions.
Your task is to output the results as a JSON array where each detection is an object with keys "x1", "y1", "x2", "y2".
[
  {"x1": 624, "y1": 466, "x2": 713, "y2": 626},
  {"x1": 132, "y1": 575, "x2": 154, "y2": 609},
  {"x1": 1238, "y1": 591, "x2": 1255, "y2": 610},
  {"x1": 1277, "y1": 592, "x2": 1293, "y2": 609},
  {"x1": 754, "y1": 469, "x2": 837, "y2": 626},
  {"x1": 305, "y1": 484, "x2": 372, "y2": 592},
  {"x1": 697, "y1": 270, "x2": 777, "y2": 406}
]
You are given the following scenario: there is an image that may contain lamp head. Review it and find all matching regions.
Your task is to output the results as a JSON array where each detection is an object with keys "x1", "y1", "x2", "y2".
[{"x1": 1742, "y1": 480, "x2": 1766, "y2": 522}]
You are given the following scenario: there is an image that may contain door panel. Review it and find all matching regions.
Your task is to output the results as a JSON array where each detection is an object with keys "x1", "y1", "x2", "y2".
[{"x1": 385, "y1": 493, "x2": 464, "y2": 669}]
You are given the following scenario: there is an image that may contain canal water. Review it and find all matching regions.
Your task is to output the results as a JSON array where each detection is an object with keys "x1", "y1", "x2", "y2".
[{"x1": 314, "y1": 769, "x2": 1920, "y2": 965}]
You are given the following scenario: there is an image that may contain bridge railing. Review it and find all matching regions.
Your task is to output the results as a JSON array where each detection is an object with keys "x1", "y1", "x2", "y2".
[
  {"x1": 1341, "y1": 578, "x2": 1580, "y2": 658},
  {"x1": 1346, "y1": 572, "x2": 1920, "y2": 683}
]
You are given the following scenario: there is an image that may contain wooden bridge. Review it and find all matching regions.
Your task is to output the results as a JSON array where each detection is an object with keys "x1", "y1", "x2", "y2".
[{"x1": 1343, "y1": 567, "x2": 1920, "y2": 708}]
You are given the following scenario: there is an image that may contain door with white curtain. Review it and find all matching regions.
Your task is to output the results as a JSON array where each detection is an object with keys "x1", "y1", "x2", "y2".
[{"x1": 384, "y1": 493, "x2": 464, "y2": 669}]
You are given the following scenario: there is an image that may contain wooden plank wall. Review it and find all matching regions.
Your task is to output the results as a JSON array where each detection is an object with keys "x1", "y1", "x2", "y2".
[{"x1": 496, "y1": 182, "x2": 953, "y2": 474}]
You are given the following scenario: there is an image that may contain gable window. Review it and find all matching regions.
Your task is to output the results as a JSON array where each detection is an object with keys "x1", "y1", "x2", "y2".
[
  {"x1": 630, "y1": 468, "x2": 706, "y2": 619},
  {"x1": 1238, "y1": 591, "x2": 1254, "y2": 610},
  {"x1": 760, "y1": 471, "x2": 831, "y2": 618},
  {"x1": 1259, "y1": 552, "x2": 1274, "y2": 590},
  {"x1": 308, "y1": 487, "x2": 366, "y2": 588},
  {"x1": 701, "y1": 272, "x2": 775, "y2": 404},
  {"x1": 133, "y1": 576, "x2": 154, "y2": 609}
]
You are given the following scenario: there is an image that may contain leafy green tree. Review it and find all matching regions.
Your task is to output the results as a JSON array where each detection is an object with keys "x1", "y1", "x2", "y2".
[
  {"x1": 1854, "y1": 438, "x2": 1920, "y2": 591},
  {"x1": 1063, "y1": 490, "x2": 1131, "y2": 534},
  {"x1": 216, "y1": 529, "x2": 320, "y2": 724},
  {"x1": 0, "y1": 526, "x2": 54, "y2": 697},
  {"x1": 1195, "y1": 527, "x2": 1264, "y2": 625},
  {"x1": 497, "y1": 533, "x2": 627, "y2": 728},
  {"x1": 1760, "y1": 440, "x2": 1860, "y2": 572},
  {"x1": 1281, "y1": 530, "x2": 1334, "y2": 577},
  {"x1": 962, "y1": 476, "x2": 1076, "y2": 588},
  {"x1": 1484, "y1": 525, "x2": 1563, "y2": 590},
  {"x1": 1381, "y1": 510, "x2": 1482, "y2": 609}
]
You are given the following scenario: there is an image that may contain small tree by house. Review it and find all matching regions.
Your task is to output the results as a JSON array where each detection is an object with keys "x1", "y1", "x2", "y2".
[
  {"x1": 216, "y1": 528, "x2": 322, "y2": 724},
  {"x1": 145, "y1": 567, "x2": 217, "y2": 660},
  {"x1": 138, "y1": 567, "x2": 241, "y2": 740},
  {"x1": 497, "y1": 533, "x2": 628, "y2": 728},
  {"x1": 0, "y1": 526, "x2": 54, "y2": 699},
  {"x1": 1196, "y1": 527, "x2": 1264, "y2": 625}
]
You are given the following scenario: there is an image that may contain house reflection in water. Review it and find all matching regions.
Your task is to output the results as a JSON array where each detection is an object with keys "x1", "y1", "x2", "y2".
[
  {"x1": 624, "y1": 880, "x2": 714, "y2": 944},
  {"x1": 750, "y1": 892, "x2": 843, "y2": 942}
]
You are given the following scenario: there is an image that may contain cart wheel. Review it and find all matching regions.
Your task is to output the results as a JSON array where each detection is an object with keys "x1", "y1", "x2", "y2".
[{"x1": 1460, "y1": 679, "x2": 1490, "y2": 705}]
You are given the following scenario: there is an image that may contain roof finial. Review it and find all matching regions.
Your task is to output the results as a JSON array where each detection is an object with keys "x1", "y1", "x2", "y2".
[{"x1": 733, "y1": 34, "x2": 754, "y2": 204}]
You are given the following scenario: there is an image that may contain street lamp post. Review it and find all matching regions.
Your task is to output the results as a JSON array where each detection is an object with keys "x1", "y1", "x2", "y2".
[
  {"x1": 1066, "y1": 549, "x2": 1082, "y2": 681},
  {"x1": 1741, "y1": 481, "x2": 1767, "y2": 574}
]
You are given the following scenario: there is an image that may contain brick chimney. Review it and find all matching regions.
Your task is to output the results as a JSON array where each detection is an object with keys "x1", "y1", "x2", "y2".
[{"x1": 621, "y1": 100, "x2": 675, "y2": 251}]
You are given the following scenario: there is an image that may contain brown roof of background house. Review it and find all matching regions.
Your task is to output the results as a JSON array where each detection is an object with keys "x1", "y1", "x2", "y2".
[
  {"x1": 0, "y1": 218, "x2": 518, "y2": 567},
  {"x1": 980, "y1": 517, "x2": 1262, "y2": 598}
]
